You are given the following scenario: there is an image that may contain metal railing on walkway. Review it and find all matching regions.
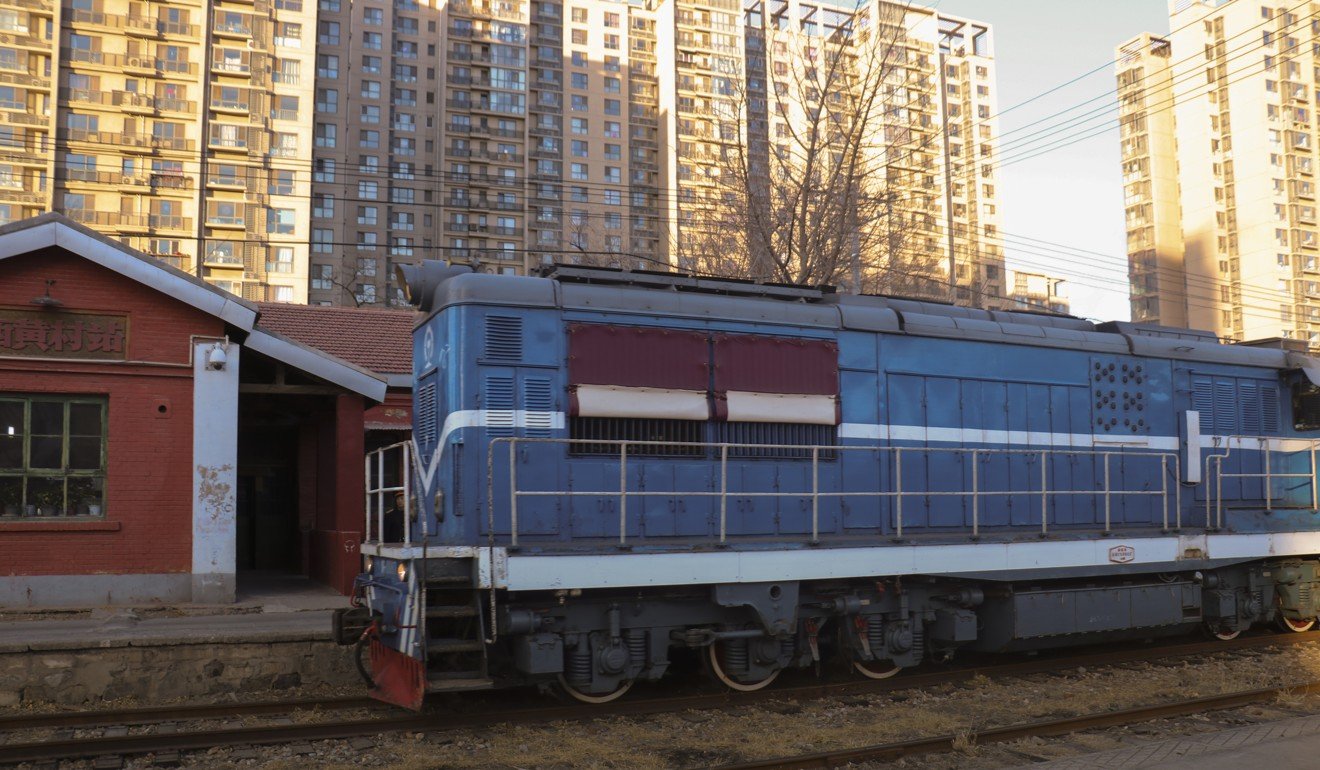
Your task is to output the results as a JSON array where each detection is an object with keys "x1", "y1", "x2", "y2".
[
  {"x1": 487, "y1": 438, "x2": 1184, "y2": 547},
  {"x1": 1204, "y1": 436, "x2": 1320, "y2": 528}
]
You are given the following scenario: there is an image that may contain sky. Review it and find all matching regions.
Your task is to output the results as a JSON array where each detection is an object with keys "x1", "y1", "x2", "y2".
[{"x1": 935, "y1": 0, "x2": 1171, "y2": 320}]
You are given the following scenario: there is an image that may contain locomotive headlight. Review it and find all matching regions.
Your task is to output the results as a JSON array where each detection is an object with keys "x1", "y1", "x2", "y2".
[
  {"x1": 396, "y1": 562, "x2": 408, "y2": 582},
  {"x1": 364, "y1": 556, "x2": 374, "y2": 574}
]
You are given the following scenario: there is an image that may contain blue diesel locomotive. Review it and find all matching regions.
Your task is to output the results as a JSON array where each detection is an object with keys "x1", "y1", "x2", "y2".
[{"x1": 333, "y1": 262, "x2": 1320, "y2": 708}]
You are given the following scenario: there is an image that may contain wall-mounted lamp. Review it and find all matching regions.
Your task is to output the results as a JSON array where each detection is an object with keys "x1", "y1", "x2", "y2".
[
  {"x1": 206, "y1": 341, "x2": 229, "y2": 371},
  {"x1": 30, "y1": 279, "x2": 63, "y2": 308}
]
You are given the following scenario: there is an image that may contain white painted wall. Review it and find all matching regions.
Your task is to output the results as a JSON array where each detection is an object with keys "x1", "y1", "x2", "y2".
[{"x1": 191, "y1": 340, "x2": 240, "y2": 603}]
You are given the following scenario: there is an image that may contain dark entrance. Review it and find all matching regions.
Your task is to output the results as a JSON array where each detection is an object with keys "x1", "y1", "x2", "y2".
[{"x1": 236, "y1": 419, "x2": 300, "y2": 571}]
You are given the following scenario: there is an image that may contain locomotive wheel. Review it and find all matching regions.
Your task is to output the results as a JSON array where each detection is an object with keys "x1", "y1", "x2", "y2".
[
  {"x1": 1278, "y1": 614, "x2": 1316, "y2": 633},
  {"x1": 556, "y1": 674, "x2": 633, "y2": 704},
  {"x1": 1205, "y1": 623, "x2": 1241, "y2": 641},
  {"x1": 706, "y1": 642, "x2": 781, "y2": 692},
  {"x1": 851, "y1": 657, "x2": 903, "y2": 679}
]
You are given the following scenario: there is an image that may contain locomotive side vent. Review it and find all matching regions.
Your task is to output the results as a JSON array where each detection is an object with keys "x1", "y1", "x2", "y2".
[
  {"x1": 713, "y1": 422, "x2": 837, "y2": 459},
  {"x1": 485, "y1": 375, "x2": 515, "y2": 437},
  {"x1": 569, "y1": 417, "x2": 704, "y2": 456},
  {"x1": 1193, "y1": 375, "x2": 1283, "y2": 434},
  {"x1": 522, "y1": 377, "x2": 554, "y2": 437},
  {"x1": 416, "y1": 378, "x2": 438, "y2": 453},
  {"x1": 484, "y1": 315, "x2": 523, "y2": 363}
]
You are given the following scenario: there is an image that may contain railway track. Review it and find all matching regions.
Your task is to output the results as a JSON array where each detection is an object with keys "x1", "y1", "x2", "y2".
[
  {"x1": 2, "y1": 629, "x2": 1318, "y2": 766},
  {"x1": 713, "y1": 680, "x2": 1320, "y2": 769}
]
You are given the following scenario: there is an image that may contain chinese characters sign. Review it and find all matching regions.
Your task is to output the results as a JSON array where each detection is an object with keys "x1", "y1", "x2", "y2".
[{"x1": 0, "y1": 309, "x2": 128, "y2": 360}]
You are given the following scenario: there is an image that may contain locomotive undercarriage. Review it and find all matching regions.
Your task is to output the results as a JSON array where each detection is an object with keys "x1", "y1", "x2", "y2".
[
  {"x1": 337, "y1": 555, "x2": 1320, "y2": 704},
  {"x1": 491, "y1": 556, "x2": 1320, "y2": 701}
]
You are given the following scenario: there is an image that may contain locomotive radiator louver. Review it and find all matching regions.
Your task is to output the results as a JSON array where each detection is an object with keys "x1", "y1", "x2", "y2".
[{"x1": 338, "y1": 261, "x2": 1320, "y2": 707}]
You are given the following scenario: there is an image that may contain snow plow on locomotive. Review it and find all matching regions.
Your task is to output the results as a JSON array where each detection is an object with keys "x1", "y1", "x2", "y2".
[{"x1": 332, "y1": 261, "x2": 1320, "y2": 708}]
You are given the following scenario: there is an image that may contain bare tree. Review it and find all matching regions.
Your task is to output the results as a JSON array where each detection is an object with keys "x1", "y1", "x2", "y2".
[{"x1": 674, "y1": 1, "x2": 947, "y2": 295}]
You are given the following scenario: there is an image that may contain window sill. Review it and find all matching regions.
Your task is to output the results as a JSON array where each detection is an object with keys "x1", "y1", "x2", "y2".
[{"x1": 0, "y1": 519, "x2": 121, "y2": 532}]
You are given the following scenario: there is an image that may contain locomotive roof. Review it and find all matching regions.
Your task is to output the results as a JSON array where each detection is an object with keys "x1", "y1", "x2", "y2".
[{"x1": 410, "y1": 262, "x2": 1316, "y2": 374}]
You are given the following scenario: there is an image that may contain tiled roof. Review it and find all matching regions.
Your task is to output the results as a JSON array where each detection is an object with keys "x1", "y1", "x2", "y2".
[{"x1": 255, "y1": 302, "x2": 415, "y2": 375}]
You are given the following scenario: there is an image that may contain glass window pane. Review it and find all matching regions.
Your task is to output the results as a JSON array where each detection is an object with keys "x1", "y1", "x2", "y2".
[
  {"x1": 0, "y1": 475, "x2": 20, "y2": 516},
  {"x1": 29, "y1": 435, "x2": 62, "y2": 469},
  {"x1": 67, "y1": 436, "x2": 100, "y2": 470},
  {"x1": 29, "y1": 401, "x2": 63, "y2": 435},
  {"x1": 0, "y1": 400, "x2": 22, "y2": 438},
  {"x1": 27, "y1": 475, "x2": 64, "y2": 516},
  {"x1": 66, "y1": 476, "x2": 103, "y2": 516},
  {"x1": 0, "y1": 435, "x2": 19, "y2": 468},
  {"x1": 68, "y1": 402, "x2": 102, "y2": 437}
]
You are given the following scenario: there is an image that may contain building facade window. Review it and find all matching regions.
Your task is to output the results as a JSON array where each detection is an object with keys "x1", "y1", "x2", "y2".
[{"x1": 0, "y1": 396, "x2": 106, "y2": 518}]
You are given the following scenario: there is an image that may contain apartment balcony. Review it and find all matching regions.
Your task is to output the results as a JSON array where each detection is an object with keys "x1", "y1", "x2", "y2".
[
  {"x1": 146, "y1": 214, "x2": 191, "y2": 231},
  {"x1": 481, "y1": 150, "x2": 523, "y2": 163},
  {"x1": 125, "y1": 15, "x2": 197, "y2": 38},
  {"x1": 0, "y1": 28, "x2": 47, "y2": 49},
  {"x1": 211, "y1": 21, "x2": 253, "y2": 40},
  {"x1": 0, "y1": 142, "x2": 47, "y2": 163},
  {"x1": 65, "y1": 209, "x2": 139, "y2": 227},
  {"x1": 0, "y1": 186, "x2": 45, "y2": 204},
  {"x1": 202, "y1": 251, "x2": 244, "y2": 268},
  {"x1": 493, "y1": 200, "x2": 519, "y2": 211},
  {"x1": 211, "y1": 59, "x2": 252, "y2": 77},
  {"x1": 207, "y1": 135, "x2": 250, "y2": 153},
  {"x1": 445, "y1": 147, "x2": 473, "y2": 158},
  {"x1": 530, "y1": 147, "x2": 558, "y2": 159},
  {"x1": 533, "y1": 31, "x2": 558, "y2": 45},
  {"x1": 0, "y1": 108, "x2": 45, "y2": 126},
  {"x1": 205, "y1": 214, "x2": 246, "y2": 230},
  {"x1": 211, "y1": 97, "x2": 251, "y2": 115},
  {"x1": 205, "y1": 174, "x2": 248, "y2": 191},
  {"x1": 63, "y1": 47, "x2": 122, "y2": 69},
  {"x1": 529, "y1": 124, "x2": 560, "y2": 137},
  {"x1": 4, "y1": 0, "x2": 54, "y2": 14},
  {"x1": 67, "y1": 169, "x2": 192, "y2": 193},
  {"x1": 0, "y1": 69, "x2": 47, "y2": 88},
  {"x1": 447, "y1": 50, "x2": 493, "y2": 64}
]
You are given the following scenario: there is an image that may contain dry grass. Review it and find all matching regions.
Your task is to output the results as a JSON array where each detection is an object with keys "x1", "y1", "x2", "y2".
[{"x1": 352, "y1": 645, "x2": 1320, "y2": 770}]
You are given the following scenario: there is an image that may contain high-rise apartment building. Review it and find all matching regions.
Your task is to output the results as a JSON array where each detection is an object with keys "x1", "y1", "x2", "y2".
[
  {"x1": 6, "y1": 0, "x2": 1008, "y2": 307},
  {"x1": 0, "y1": 0, "x2": 316, "y2": 302},
  {"x1": 308, "y1": 0, "x2": 445, "y2": 305},
  {"x1": 304, "y1": 0, "x2": 1009, "y2": 307},
  {"x1": 1119, "y1": 1, "x2": 1320, "y2": 345},
  {"x1": 740, "y1": 1, "x2": 1005, "y2": 302}
]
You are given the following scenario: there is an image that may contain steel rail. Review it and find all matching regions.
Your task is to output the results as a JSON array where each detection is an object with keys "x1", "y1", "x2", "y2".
[
  {"x1": 0, "y1": 694, "x2": 378, "y2": 732},
  {"x1": 711, "y1": 680, "x2": 1320, "y2": 769},
  {"x1": 3, "y1": 630, "x2": 1317, "y2": 764}
]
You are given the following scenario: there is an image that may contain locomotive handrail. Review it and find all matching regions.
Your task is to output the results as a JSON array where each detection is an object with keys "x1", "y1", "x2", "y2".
[
  {"x1": 486, "y1": 438, "x2": 1183, "y2": 547},
  {"x1": 1202, "y1": 435, "x2": 1320, "y2": 529}
]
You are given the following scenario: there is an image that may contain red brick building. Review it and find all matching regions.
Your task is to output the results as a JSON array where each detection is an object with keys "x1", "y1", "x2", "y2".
[{"x1": 0, "y1": 214, "x2": 406, "y2": 607}]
